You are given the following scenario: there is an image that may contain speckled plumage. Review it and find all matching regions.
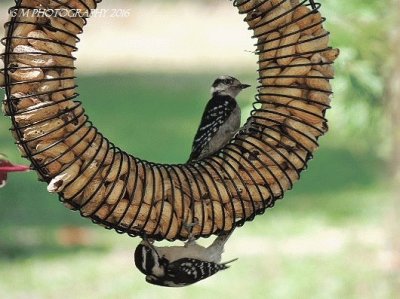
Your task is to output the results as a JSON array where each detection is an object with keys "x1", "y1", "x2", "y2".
[{"x1": 188, "y1": 76, "x2": 250, "y2": 162}]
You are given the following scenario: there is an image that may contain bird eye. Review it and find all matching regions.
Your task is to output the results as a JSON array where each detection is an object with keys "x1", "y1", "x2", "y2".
[{"x1": 224, "y1": 79, "x2": 233, "y2": 85}]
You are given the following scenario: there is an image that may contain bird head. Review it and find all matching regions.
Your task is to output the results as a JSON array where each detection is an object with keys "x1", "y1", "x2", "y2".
[
  {"x1": 134, "y1": 240, "x2": 167, "y2": 278},
  {"x1": 210, "y1": 75, "x2": 250, "y2": 98}
]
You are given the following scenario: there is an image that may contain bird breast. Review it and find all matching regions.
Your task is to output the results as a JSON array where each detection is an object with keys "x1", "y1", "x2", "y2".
[{"x1": 207, "y1": 105, "x2": 241, "y2": 154}]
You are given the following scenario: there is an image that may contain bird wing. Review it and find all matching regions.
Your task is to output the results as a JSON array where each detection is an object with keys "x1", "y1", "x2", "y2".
[
  {"x1": 166, "y1": 258, "x2": 227, "y2": 286},
  {"x1": 189, "y1": 96, "x2": 237, "y2": 162}
]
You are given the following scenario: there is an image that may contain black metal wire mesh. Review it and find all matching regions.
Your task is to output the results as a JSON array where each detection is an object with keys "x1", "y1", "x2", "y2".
[{"x1": 1, "y1": 0, "x2": 338, "y2": 241}]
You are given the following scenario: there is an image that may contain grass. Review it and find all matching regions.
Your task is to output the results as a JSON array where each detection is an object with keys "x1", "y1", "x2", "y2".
[
  {"x1": 0, "y1": 186, "x2": 394, "y2": 299},
  {"x1": 0, "y1": 72, "x2": 397, "y2": 298}
]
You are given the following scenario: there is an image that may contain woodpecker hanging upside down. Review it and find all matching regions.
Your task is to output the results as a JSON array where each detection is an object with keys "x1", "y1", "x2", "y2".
[
  {"x1": 0, "y1": 154, "x2": 30, "y2": 188},
  {"x1": 134, "y1": 230, "x2": 236, "y2": 287},
  {"x1": 133, "y1": 76, "x2": 250, "y2": 287},
  {"x1": 188, "y1": 75, "x2": 250, "y2": 162}
]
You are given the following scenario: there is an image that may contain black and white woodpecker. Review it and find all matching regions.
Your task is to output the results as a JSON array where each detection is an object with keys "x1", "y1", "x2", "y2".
[
  {"x1": 133, "y1": 76, "x2": 249, "y2": 287},
  {"x1": 134, "y1": 231, "x2": 236, "y2": 287},
  {"x1": 188, "y1": 75, "x2": 251, "y2": 162}
]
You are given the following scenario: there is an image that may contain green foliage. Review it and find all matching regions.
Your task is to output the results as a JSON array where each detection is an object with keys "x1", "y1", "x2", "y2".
[{"x1": 322, "y1": 1, "x2": 390, "y2": 149}]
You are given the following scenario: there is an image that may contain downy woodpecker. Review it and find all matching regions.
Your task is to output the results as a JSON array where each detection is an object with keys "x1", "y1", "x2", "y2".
[
  {"x1": 134, "y1": 231, "x2": 236, "y2": 287},
  {"x1": 188, "y1": 75, "x2": 250, "y2": 161}
]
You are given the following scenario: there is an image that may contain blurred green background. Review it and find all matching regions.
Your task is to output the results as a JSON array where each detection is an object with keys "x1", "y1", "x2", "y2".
[{"x1": 0, "y1": 0, "x2": 399, "y2": 298}]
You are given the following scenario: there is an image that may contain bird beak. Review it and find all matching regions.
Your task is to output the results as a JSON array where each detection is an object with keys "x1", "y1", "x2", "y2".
[{"x1": 239, "y1": 84, "x2": 251, "y2": 90}]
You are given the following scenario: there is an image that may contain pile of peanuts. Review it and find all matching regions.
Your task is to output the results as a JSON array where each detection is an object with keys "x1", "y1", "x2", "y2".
[{"x1": 1, "y1": 0, "x2": 338, "y2": 240}]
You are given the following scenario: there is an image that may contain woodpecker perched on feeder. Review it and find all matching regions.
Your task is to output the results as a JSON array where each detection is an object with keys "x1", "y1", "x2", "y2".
[
  {"x1": 134, "y1": 231, "x2": 236, "y2": 287},
  {"x1": 133, "y1": 76, "x2": 249, "y2": 287},
  {"x1": 188, "y1": 75, "x2": 250, "y2": 162}
]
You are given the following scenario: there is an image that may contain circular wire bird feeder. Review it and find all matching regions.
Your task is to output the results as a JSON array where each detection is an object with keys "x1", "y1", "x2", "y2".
[{"x1": 1, "y1": 0, "x2": 338, "y2": 241}]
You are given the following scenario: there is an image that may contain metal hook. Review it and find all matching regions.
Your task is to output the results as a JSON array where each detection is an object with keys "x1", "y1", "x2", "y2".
[{"x1": 310, "y1": 0, "x2": 317, "y2": 10}]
